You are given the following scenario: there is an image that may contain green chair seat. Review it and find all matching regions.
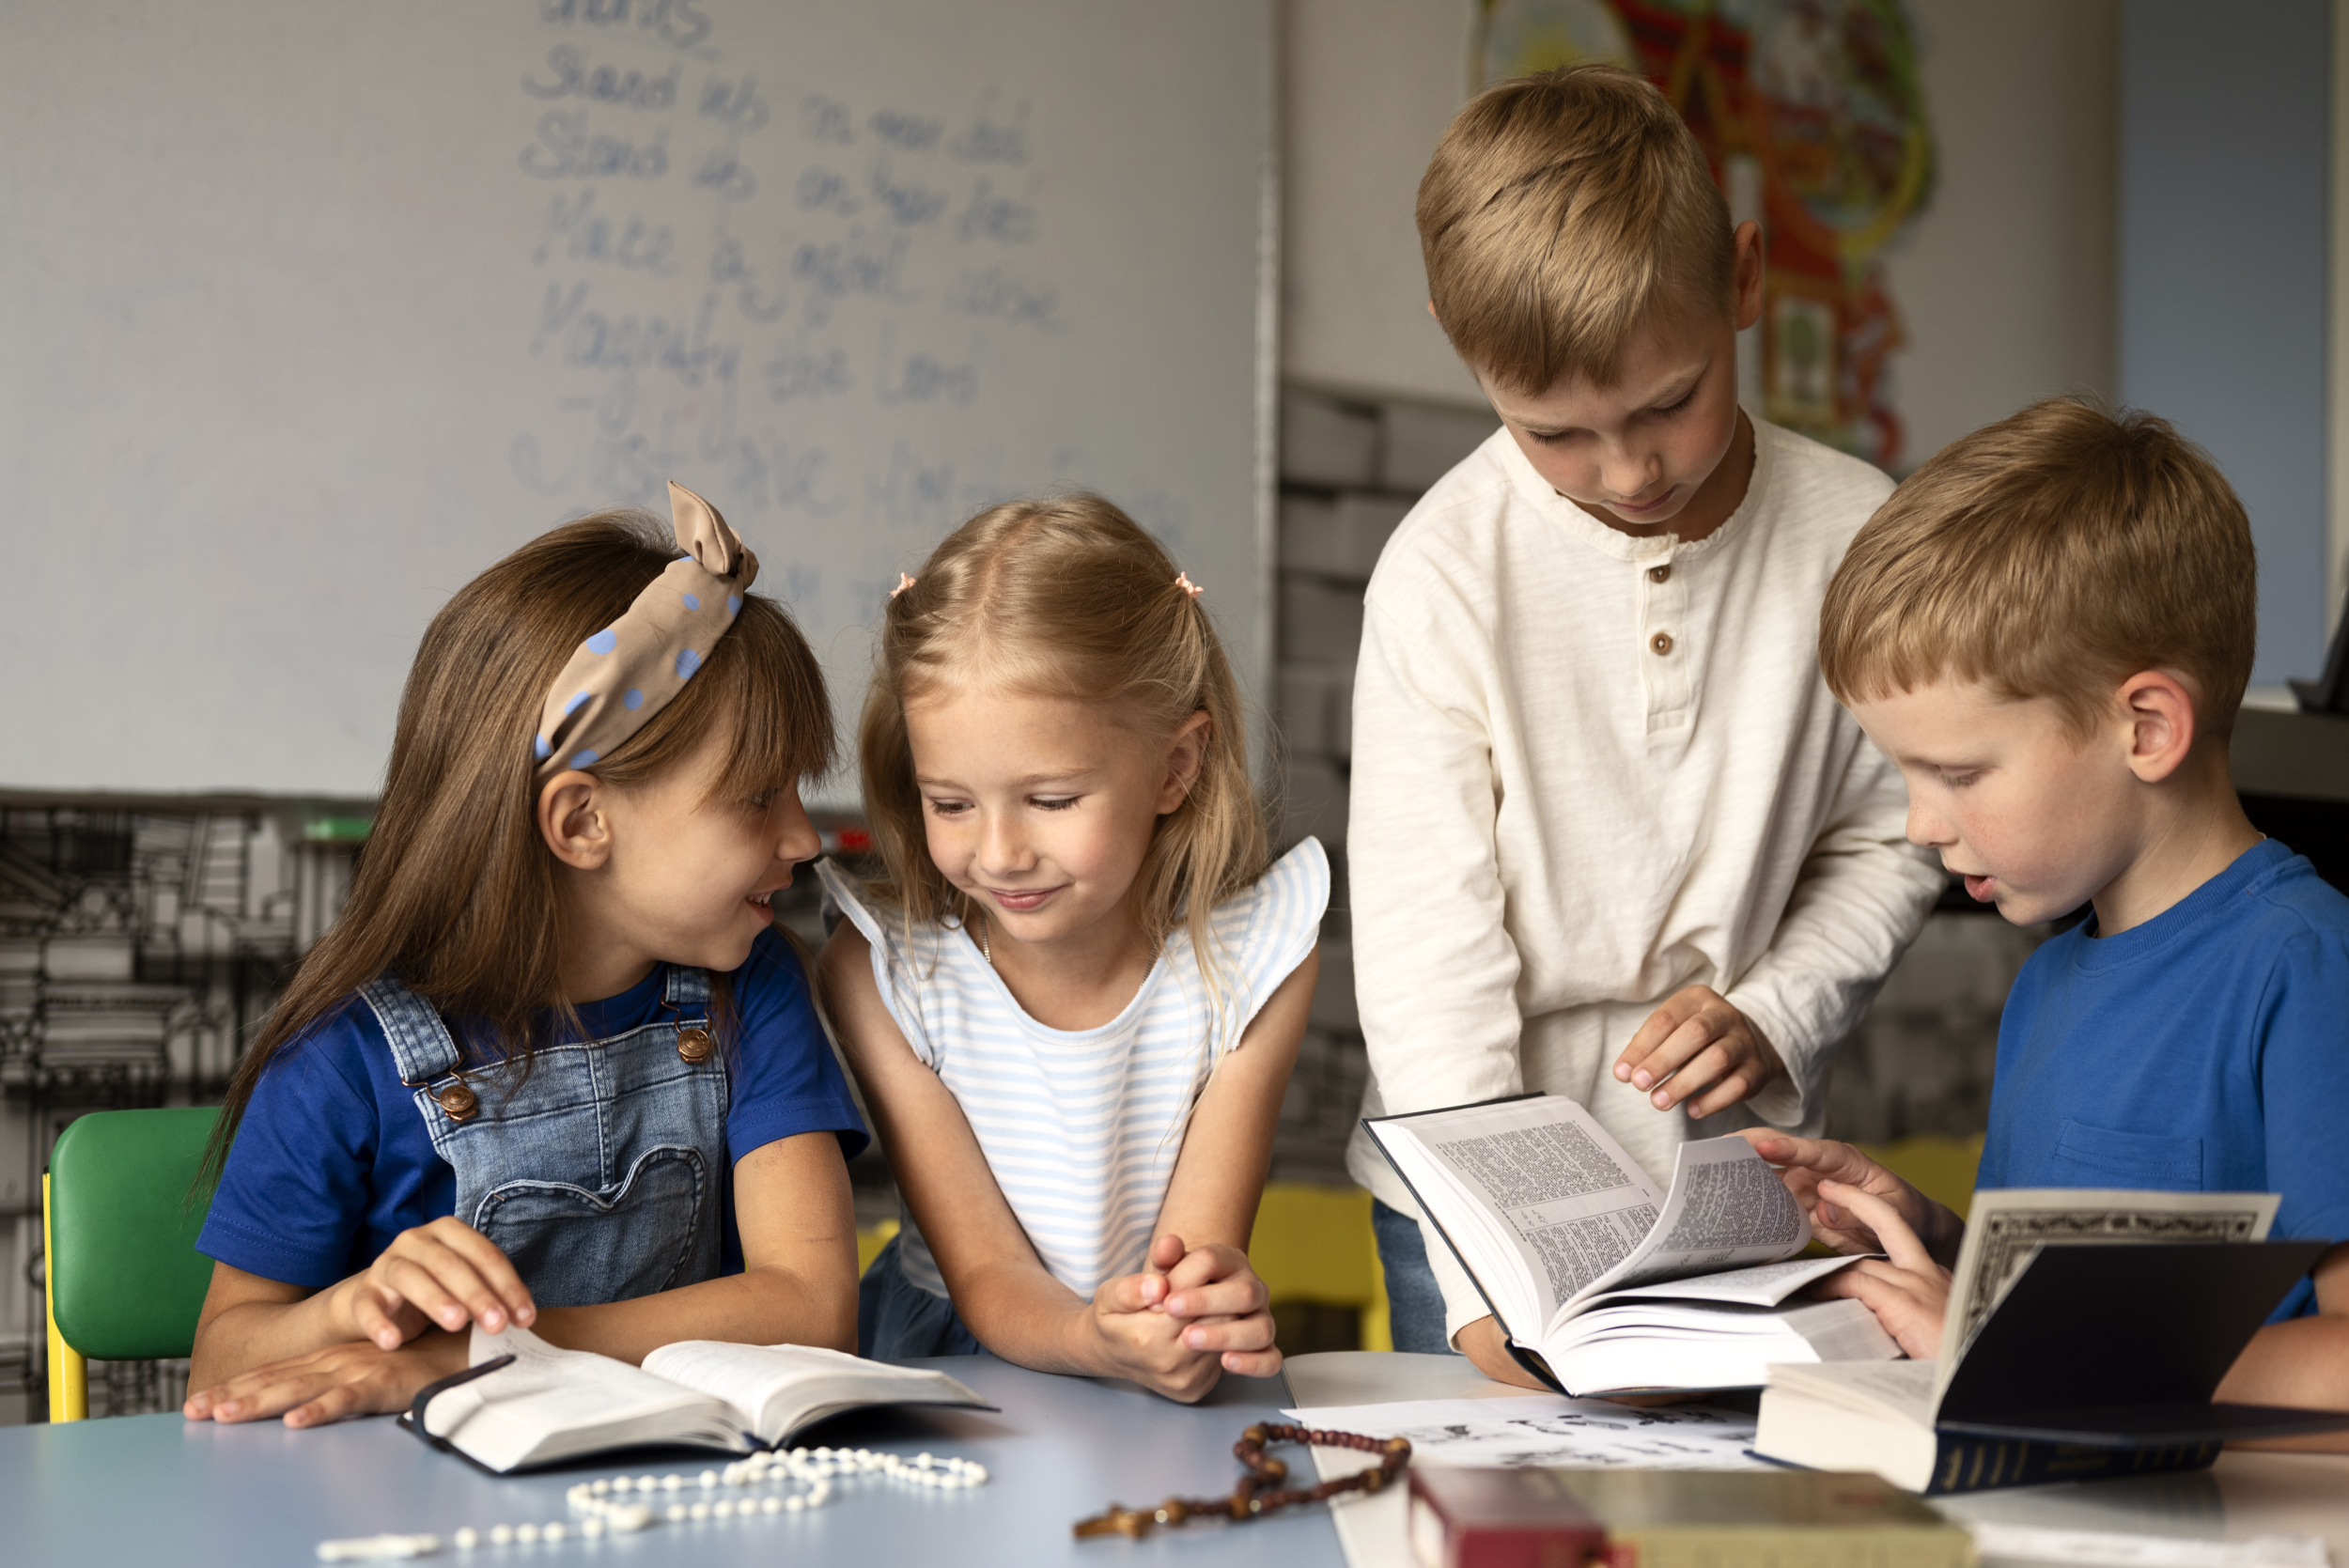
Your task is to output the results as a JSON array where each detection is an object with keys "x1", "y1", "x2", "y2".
[{"x1": 48, "y1": 1107, "x2": 222, "y2": 1362}]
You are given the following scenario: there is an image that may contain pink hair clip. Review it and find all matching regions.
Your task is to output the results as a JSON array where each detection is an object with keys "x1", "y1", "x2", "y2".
[
  {"x1": 889, "y1": 572, "x2": 917, "y2": 600},
  {"x1": 1174, "y1": 571, "x2": 1203, "y2": 599}
]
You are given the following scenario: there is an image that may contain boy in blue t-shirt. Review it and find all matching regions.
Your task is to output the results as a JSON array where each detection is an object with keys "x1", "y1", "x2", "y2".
[{"x1": 1744, "y1": 397, "x2": 2349, "y2": 1436}]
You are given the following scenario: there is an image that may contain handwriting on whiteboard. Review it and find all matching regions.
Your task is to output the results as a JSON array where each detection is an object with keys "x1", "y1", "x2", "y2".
[{"x1": 506, "y1": 1, "x2": 1065, "y2": 631}]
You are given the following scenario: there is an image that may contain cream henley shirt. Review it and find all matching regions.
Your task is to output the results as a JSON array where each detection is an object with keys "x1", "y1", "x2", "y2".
[{"x1": 1343, "y1": 415, "x2": 1943, "y2": 1341}]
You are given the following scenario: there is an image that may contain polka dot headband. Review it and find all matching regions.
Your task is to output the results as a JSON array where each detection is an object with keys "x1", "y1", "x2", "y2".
[{"x1": 533, "y1": 481, "x2": 757, "y2": 781}]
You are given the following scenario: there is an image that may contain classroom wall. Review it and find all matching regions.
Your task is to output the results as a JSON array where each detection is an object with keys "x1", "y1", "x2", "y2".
[
  {"x1": 1279, "y1": 0, "x2": 1483, "y2": 406},
  {"x1": 2121, "y1": 0, "x2": 2332, "y2": 691},
  {"x1": 1280, "y1": 0, "x2": 2123, "y2": 474},
  {"x1": 1879, "y1": 0, "x2": 2119, "y2": 468}
]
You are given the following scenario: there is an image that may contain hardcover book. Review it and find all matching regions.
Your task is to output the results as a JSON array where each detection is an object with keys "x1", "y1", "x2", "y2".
[
  {"x1": 1756, "y1": 1190, "x2": 2349, "y2": 1494},
  {"x1": 1364, "y1": 1094, "x2": 1898, "y2": 1395},
  {"x1": 405, "y1": 1327, "x2": 990, "y2": 1473},
  {"x1": 1407, "y1": 1467, "x2": 1969, "y2": 1568}
]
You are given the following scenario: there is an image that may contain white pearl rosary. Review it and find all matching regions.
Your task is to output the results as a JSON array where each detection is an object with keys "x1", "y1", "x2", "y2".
[{"x1": 314, "y1": 1445, "x2": 988, "y2": 1560}]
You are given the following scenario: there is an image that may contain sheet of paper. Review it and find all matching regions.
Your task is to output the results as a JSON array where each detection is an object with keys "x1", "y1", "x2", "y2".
[
  {"x1": 1937, "y1": 1189, "x2": 2280, "y2": 1407},
  {"x1": 1282, "y1": 1393, "x2": 1769, "y2": 1470}
]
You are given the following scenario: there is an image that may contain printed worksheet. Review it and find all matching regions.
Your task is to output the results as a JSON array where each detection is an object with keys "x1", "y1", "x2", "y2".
[{"x1": 1282, "y1": 1394, "x2": 1767, "y2": 1470}]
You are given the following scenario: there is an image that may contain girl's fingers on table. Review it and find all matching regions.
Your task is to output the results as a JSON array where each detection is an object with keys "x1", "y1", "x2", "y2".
[
  {"x1": 1097, "y1": 1269, "x2": 1168, "y2": 1313},
  {"x1": 1160, "y1": 1244, "x2": 1238, "y2": 1292},
  {"x1": 1181, "y1": 1312, "x2": 1275, "y2": 1353},
  {"x1": 1221, "y1": 1347, "x2": 1283, "y2": 1377},
  {"x1": 1164, "y1": 1274, "x2": 1267, "y2": 1320},
  {"x1": 375, "y1": 1253, "x2": 495, "y2": 1335},
  {"x1": 348, "y1": 1285, "x2": 413, "y2": 1351},
  {"x1": 389, "y1": 1221, "x2": 535, "y2": 1325}
]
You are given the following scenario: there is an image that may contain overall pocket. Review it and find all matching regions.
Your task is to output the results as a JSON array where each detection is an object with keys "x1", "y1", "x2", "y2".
[
  {"x1": 474, "y1": 1144, "x2": 714, "y2": 1308},
  {"x1": 2046, "y1": 1118, "x2": 2203, "y2": 1188}
]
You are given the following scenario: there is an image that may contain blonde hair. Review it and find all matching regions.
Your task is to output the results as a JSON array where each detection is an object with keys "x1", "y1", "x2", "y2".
[
  {"x1": 859, "y1": 494, "x2": 1270, "y2": 989},
  {"x1": 208, "y1": 513, "x2": 832, "y2": 1184},
  {"x1": 1417, "y1": 64, "x2": 1734, "y2": 396},
  {"x1": 1820, "y1": 397, "x2": 2257, "y2": 739}
]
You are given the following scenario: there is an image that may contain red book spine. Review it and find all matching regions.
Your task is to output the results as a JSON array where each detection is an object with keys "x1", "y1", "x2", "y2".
[{"x1": 1408, "y1": 1471, "x2": 1607, "y2": 1568}]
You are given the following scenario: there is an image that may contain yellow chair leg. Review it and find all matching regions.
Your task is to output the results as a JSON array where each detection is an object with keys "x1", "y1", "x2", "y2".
[{"x1": 43, "y1": 1173, "x2": 87, "y2": 1423}]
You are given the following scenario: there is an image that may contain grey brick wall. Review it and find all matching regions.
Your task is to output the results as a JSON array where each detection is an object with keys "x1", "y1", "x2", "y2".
[{"x1": 1267, "y1": 389, "x2": 1499, "y2": 1184}]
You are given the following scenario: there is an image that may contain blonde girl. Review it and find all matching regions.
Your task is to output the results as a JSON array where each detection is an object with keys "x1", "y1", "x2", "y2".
[
  {"x1": 818, "y1": 495, "x2": 1323, "y2": 1403},
  {"x1": 184, "y1": 486, "x2": 866, "y2": 1428}
]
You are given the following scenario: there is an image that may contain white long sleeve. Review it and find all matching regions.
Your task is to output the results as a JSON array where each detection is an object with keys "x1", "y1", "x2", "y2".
[{"x1": 1344, "y1": 418, "x2": 1942, "y2": 1342}]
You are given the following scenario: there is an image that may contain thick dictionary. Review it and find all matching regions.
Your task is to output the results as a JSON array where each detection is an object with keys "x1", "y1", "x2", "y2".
[
  {"x1": 1364, "y1": 1094, "x2": 1898, "y2": 1395},
  {"x1": 1758, "y1": 1210, "x2": 2349, "y2": 1494}
]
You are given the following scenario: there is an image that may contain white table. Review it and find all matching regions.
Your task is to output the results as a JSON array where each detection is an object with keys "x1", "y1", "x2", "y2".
[
  {"x1": 1283, "y1": 1352, "x2": 2349, "y2": 1568},
  {"x1": 0, "y1": 1354, "x2": 1345, "y2": 1568}
]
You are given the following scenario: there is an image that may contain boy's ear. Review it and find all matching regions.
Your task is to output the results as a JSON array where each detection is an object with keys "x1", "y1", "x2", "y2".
[
  {"x1": 538, "y1": 772, "x2": 616, "y2": 870},
  {"x1": 2117, "y1": 671, "x2": 2200, "y2": 785},
  {"x1": 1158, "y1": 710, "x2": 1212, "y2": 814},
  {"x1": 1731, "y1": 221, "x2": 1765, "y2": 334}
]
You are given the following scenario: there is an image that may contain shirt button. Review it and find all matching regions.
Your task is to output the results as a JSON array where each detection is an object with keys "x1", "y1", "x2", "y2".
[
  {"x1": 1649, "y1": 564, "x2": 1671, "y2": 583},
  {"x1": 677, "y1": 1027, "x2": 715, "y2": 1064},
  {"x1": 1650, "y1": 632, "x2": 1674, "y2": 656}
]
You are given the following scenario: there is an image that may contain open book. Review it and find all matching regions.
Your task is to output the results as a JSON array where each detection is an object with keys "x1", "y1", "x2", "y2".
[
  {"x1": 1365, "y1": 1094, "x2": 1897, "y2": 1395},
  {"x1": 412, "y1": 1327, "x2": 991, "y2": 1473},
  {"x1": 1756, "y1": 1188, "x2": 2349, "y2": 1492}
]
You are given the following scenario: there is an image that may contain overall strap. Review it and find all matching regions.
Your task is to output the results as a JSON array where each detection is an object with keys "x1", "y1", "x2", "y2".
[
  {"x1": 661, "y1": 963, "x2": 711, "y2": 1013},
  {"x1": 360, "y1": 974, "x2": 464, "y2": 1086}
]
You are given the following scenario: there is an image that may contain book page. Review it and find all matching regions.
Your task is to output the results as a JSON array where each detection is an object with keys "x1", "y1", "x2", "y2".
[
  {"x1": 1590, "y1": 1252, "x2": 1864, "y2": 1309},
  {"x1": 641, "y1": 1341, "x2": 969, "y2": 1439},
  {"x1": 1768, "y1": 1358, "x2": 1939, "y2": 1424},
  {"x1": 1545, "y1": 1137, "x2": 1811, "y2": 1333},
  {"x1": 1933, "y1": 1188, "x2": 2279, "y2": 1412},
  {"x1": 1385, "y1": 1096, "x2": 1667, "y2": 1330},
  {"x1": 423, "y1": 1327, "x2": 729, "y2": 1468}
]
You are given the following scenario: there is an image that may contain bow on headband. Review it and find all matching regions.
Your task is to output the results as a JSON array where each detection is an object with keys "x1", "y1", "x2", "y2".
[{"x1": 533, "y1": 481, "x2": 759, "y2": 780}]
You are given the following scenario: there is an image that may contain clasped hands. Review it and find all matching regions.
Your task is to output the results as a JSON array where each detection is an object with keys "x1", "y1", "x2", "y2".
[
  {"x1": 185, "y1": 1217, "x2": 537, "y2": 1428},
  {"x1": 1082, "y1": 1233, "x2": 1279, "y2": 1402}
]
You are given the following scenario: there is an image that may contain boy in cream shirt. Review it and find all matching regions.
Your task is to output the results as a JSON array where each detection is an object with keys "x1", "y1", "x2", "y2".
[{"x1": 1349, "y1": 65, "x2": 1940, "y2": 1382}]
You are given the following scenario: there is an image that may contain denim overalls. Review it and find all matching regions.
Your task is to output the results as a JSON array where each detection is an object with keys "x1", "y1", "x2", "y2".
[{"x1": 359, "y1": 967, "x2": 729, "y2": 1308}]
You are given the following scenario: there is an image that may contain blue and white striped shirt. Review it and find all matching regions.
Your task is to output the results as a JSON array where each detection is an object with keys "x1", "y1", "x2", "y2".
[{"x1": 819, "y1": 839, "x2": 1327, "y2": 1300}]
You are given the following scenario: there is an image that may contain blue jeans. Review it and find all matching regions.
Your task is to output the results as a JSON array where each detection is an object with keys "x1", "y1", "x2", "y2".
[
  {"x1": 859, "y1": 1234, "x2": 985, "y2": 1359},
  {"x1": 1372, "y1": 1199, "x2": 1461, "y2": 1355}
]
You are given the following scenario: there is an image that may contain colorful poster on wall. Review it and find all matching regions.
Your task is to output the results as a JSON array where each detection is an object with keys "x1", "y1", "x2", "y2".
[{"x1": 1473, "y1": 0, "x2": 1935, "y2": 468}]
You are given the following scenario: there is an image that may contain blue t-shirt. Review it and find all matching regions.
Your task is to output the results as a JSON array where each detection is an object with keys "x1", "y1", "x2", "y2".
[
  {"x1": 199, "y1": 927, "x2": 867, "y2": 1290},
  {"x1": 1978, "y1": 838, "x2": 2349, "y2": 1320}
]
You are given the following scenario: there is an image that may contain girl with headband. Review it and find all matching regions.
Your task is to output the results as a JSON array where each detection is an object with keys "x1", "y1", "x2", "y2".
[
  {"x1": 819, "y1": 494, "x2": 1321, "y2": 1402},
  {"x1": 183, "y1": 484, "x2": 867, "y2": 1428}
]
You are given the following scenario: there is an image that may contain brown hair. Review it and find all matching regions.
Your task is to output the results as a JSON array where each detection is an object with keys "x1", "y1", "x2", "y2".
[
  {"x1": 204, "y1": 512, "x2": 833, "y2": 1183},
  {"x1": 859, "y1": 495, "x2": 1269, "y2": 1005},
  {"x1": 1417, "y1": 64, "x2": 1735, "y2": 396},
  {"x1": 1820, "y1": 396, "x2": 2258, "y2": 738}
]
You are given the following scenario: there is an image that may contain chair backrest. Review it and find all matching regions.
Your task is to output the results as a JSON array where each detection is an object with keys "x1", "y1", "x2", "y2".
[{"x1": 48, "y1": 1107, "x2": 222, "y2": 1361}]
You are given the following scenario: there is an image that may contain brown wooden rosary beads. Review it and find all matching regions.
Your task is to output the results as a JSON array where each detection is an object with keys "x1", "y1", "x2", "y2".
[{"x1": 1071, "y1": 1423, "x2": 1411, "y2": 1540}]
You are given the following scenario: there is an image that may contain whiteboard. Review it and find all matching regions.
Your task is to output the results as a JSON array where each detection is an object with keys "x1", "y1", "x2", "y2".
[{"x1": 0, "y1": 0, "x2": 1273, "y2": 800}]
